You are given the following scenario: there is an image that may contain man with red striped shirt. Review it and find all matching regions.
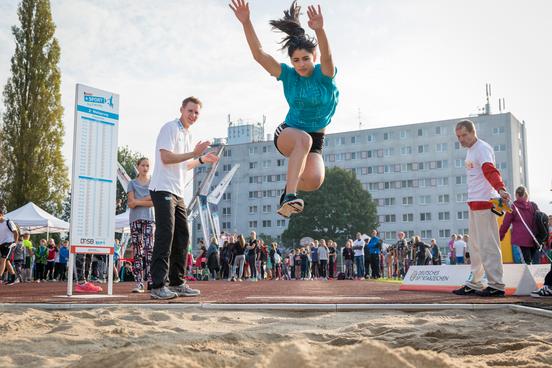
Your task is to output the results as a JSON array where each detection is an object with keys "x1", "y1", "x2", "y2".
[{"x1": 453, "y1": 120, "x2": 511, "y2": 297}]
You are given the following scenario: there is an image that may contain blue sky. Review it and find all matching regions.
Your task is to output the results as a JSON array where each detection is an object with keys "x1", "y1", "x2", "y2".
[{"x1": 1, "y1": 0, "x2": 551, "y2": 211}]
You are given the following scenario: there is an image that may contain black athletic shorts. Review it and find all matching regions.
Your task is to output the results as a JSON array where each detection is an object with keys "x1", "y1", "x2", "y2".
[
  {"x1": 273, "y1": 123, "x2": 325, "y2": 155},
  {"x1": 0, "y1": 242, "x2": 11, "y2": 259}
]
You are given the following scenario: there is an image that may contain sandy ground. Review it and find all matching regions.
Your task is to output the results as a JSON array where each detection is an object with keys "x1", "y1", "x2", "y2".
[{"x1": 1, "y1": 307, "x2": 551, "y2": 368}]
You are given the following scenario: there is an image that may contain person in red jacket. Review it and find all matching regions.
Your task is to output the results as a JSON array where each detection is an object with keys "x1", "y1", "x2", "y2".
[
  {"x1": 453, "y1": 120, "x2": 511, "y2": 297},
  {"x1": 499, "y1": 186, "x2": 540, "y2": 264}
]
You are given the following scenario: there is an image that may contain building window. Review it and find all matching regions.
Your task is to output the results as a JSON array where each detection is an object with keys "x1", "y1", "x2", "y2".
[
  {"x1": 384, "y1": 214, "x2": 396, "y2": 223},
  {"x1": 249, "y1": 206, "x2": 257, "y2": 214},
  {"x1": 455, "y1": 175, "x2": 467, "y2": 185},
  {"x1": 262, "y1": 205, "x2": 272, "y2": 213},
  {"x1": 438, "y1": 212, "x2": 450, "y2": 221},
  {"x1": 456, "y1": 193, "x2": 468, "y2": 202},
  {"x1": 439, "y1": 229, "x2": 451, "y2": 238},
  {"x1": 457, "y1": 211, "x2": 469, "y2": 220},
  {"x1": 402, "y1": 213, "x2": 414, "y2": 222},
  {"x1": 458, "y1": 228, "x2": 469, "y2": 235},
  {"x1": 400, "y1": 146, "x2": 412, "y2": 155},
  {"x1": 222, "y1": 222, "x2": 231, "y2": 229},
  {"x1": 249, "y1": 221, "x2": 257, "y2": 228},
  {"x1": 419, "y1": 195, "x2": 431, "y2": 205},
  {"x1": 223, "y1": 149, "x2": 232, "y2": 157},
  {"x1": 367, "y1": 134, "x2": 375, "y2": 142},
  {"x1": 418, "y1": 128, "x2": 424, "y2": 136},
  {"x1": 262, "y1": 220, "x2": 272, "y2": 228},
  {"x1": 418, "y1": 144, "x2": 429, "y2": 153},
  {"x1": 420, "y1": 212, "x2": 432, "y2": 221},
  {"x1": 223, "y1": 193, "x2": 231, "y2": 201},
  {"x1": 454, "y1": 159, "x2": 463, "y2": 168},
  {"x1": 384, "y1": 148, "x2": 394, "y2": 157},
  {"x1": 454, "y1": 142, "x2": 460, "y2": 150},
  {"x1": 494, "y1": 144, "x2": 506, "y2": 152},
  {"x1": 383, "y1": 132, "x2": 390, "y2": 140},
  {"x1": 222, "y1": 207, "x2": 231, "y2": 215},
  {"x1": 400, "y1": 130, "x2": 408, "y2": 139},
  {"x1": 249, "y1": 161, "x2": 257, "y2": 169},
  {"x1": 436, "y1": 143, "x2": 448, "y2": 152},
  {"x1": 421, "y1": 230, "x2": 432, "y2": 238},
  {"x1": 493, "y1": 127, "x2": 505, "y2": 134},
  {"x1": 277, "y1": 219, "x2": 286, "y2": 227},
  {"x1": 437, "y1": 194, "x2": 450, "y2": 203}
]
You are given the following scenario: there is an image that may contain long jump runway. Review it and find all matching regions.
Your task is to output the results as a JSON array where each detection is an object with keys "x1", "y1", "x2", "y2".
[{"x1": 1, "y1": 279, "x2": 551, "y2": 310}]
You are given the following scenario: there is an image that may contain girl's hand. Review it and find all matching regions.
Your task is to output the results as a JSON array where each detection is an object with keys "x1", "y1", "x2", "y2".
[
  {"x1": 229, "y1": 0, "x2": 250, "y2": 24},
  {"x1": 307, "y1": 5, "x2": 324, "y2": 31}
]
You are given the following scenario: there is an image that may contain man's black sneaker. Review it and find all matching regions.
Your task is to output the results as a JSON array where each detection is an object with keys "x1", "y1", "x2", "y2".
[
  {"x1": 475, "y1": 287, "x2": 505, "y2": 297},
  {"x1": 452, "y1": 285, "x2": 478, "y2": 296},
  {"x1": 531, "y1": 285, "x2": 552, "y2": 298},
  {"x1": 277, "y1": 194, "x2": 304, "y2": 218}
]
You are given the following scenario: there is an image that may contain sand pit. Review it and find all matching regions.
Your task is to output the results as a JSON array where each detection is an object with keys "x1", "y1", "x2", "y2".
[{"x1": 1, "y1": 307, "x2": 551, "y2": 368}]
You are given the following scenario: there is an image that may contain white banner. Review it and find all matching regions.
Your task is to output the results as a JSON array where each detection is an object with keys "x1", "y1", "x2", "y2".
[
  {"x1": 401, "y1": 264, "x2": 544, "y2": 296},
  {"x1": 400, "y1": 265, "x2": 471, "y2": 292}
]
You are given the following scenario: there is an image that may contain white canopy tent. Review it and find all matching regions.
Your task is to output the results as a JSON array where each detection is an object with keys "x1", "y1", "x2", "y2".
[
  {"x1": 4, "y1": 202, "x2": 69, "y2": 237},
  {"x1": 115, "y1": 209, "x2": 130, "y2": 233}
]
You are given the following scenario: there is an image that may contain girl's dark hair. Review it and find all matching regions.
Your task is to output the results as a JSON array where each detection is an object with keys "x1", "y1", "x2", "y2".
[
  {"x1": 136, "y1": 157, "x2": 149, "y2": 166},
  {"x1": 269, "y1": 1, "x2": 317, "y2": 57}
]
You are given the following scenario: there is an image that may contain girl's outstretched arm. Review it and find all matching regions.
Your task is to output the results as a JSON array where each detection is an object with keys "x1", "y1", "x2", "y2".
[
  {"x1": 230, "y1": 0, "x2": 281, "y2": 77},
  {"x1": 307, "y1": 5, "x2": 334, "y2": 77}
]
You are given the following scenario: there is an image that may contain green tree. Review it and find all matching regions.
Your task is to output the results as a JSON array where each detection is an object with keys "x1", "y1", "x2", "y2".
[
  {"x1": 282, "y1": 167, "x2": 378, "y2": 247},
  {"x1": 116, "y1": 145, "x2": 143, "y2": 214},
  {"x1": 0, "y1": 0, "x2": 68, "y2": 215}
]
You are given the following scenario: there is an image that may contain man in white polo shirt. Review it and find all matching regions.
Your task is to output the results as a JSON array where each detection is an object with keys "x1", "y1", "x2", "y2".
[
  {"x1": 453, "y1": 119, "x2": 511, "y2": 297},
  {"x1": 149, "y1": 96, "x2": 219, "y2": 300}
]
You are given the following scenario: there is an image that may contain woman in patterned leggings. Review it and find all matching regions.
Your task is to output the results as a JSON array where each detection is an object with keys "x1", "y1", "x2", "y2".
[{"x1": 127, "y1": 158, "x2": 155, "y2": 293}]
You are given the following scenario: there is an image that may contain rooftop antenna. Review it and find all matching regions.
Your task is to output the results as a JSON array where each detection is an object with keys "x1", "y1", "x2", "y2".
[
  {"x1": 358, "y1": 108, "x2": 363, "y2": 130},
  {"x1": 485, "y1": 83, "x2": 492, "y2": 115}
]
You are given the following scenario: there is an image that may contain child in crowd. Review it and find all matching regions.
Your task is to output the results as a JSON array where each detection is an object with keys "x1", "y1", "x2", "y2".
[
  {"x1": 21, "y1": 232, "x2": 33, "y2": 282},
  {"x1": 45, "y1": 239, "x2": 57, "y2": 281},
  {"x1": 58, "y1": 240, "x2": 69, "y2": 281},
  {"x1": 294, "y1": 249, "x2": 302, "y2": 280},
  {"x1": 12, "y1": 238, "x2": 25, "y2": 283},
  {"x1": 300, "y1": 248, "x2": 308, "y2": 280},
  {"x1": 34, "y1": 239, "x2": 48, "y2": 282}
]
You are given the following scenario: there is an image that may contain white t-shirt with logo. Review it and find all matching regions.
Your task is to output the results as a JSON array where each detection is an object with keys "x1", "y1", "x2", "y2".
[
  {"x1": 149, "y1": 119, "x2": 192, "y2": 198},
  {"x1": 352, "y1": 239, "x2": 364, "y2": 257},
  {"x1": 454, "y1": 240, "x2": 467, "y2": 257},
  {"x1": 0, "y1": 220, "x2": 16, "y2": 244},
  {"x1": 465, "y1": 139, "x2": 498, "y2": 202}
]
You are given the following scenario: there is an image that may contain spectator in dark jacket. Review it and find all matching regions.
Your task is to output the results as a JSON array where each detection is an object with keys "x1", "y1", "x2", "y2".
[
  {"x1": 414, "y1": 236, "x2": 432, "y2": 265},
  {"x1": 499, "y1": 185, "x2": 540, "y2": 264},
  {"x1": 206, "y1": 237, "x2": 220, "y2": 280},
  {"x1": 430, "y1": 239, "x2": 442, "y2": 265},
  {"x1": 342, "y1": 240, "x2": 355, "y2": 280}
]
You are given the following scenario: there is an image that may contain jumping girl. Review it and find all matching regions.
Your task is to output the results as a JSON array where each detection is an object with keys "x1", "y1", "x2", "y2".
[{"x1": 230, "y1": 0, "x2": 339, "y2": 217}]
